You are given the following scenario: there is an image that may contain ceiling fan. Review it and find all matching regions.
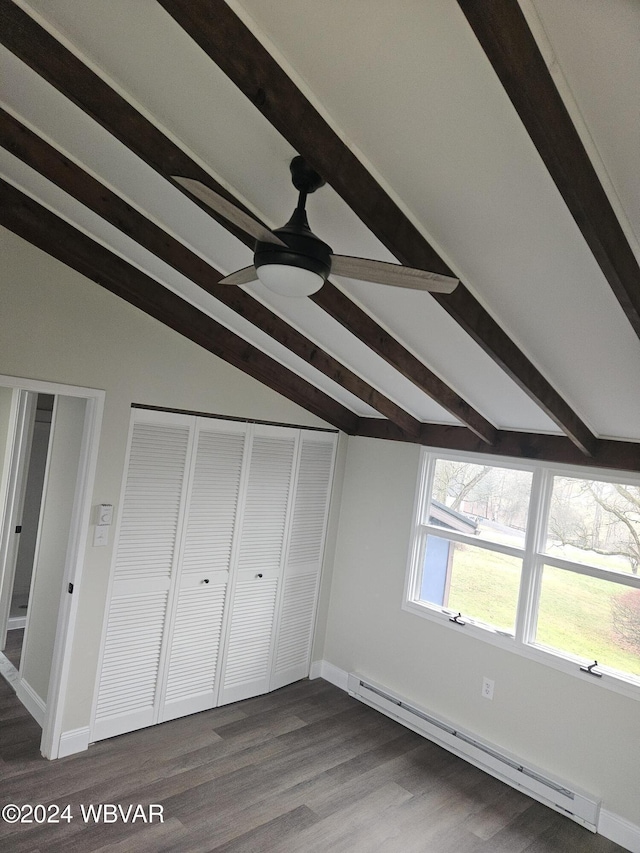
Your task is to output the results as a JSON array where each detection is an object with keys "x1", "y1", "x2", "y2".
[{"x1": 173, "y1": 157, "x2": 459, "y2": 298}]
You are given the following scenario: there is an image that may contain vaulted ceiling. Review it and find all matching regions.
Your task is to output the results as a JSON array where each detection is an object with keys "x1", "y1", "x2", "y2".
[{"x1": 2, "y1": 0, "x2": 639, "y2": 471}]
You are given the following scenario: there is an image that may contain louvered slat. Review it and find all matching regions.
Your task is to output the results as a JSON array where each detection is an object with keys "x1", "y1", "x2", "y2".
[
  {"x1": 181, "y1": 429, "x2": 245, "y2": 575},
  {"x1": 164, "y1": 584, "x2": 226, "y2": 703},
  {"x1": 274, "y1": 573, "x2": 318, "y2": 672},
  {"x1": 287, "y1": 439, "x2": 334, "y2": 567},
  {"x1": 222, "y1": 577, "x2": 278, "y2": 690},
  {"x1": 95, "y1": 591, "x2": 167, "y2": 720},
  {"x1": 236, "y1": 436, "x2": 296, "y2": 573},
  {"x1": 114, "y1": 422, "x2": 190, "y2": 582}
]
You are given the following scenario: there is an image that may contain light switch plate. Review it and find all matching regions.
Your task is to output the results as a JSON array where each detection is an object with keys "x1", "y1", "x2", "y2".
[{"x1": 93, "y1": 524, "x2": 109, "y2": 547}]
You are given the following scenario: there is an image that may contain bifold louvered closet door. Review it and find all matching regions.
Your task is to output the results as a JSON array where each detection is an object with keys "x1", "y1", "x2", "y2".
[
  {"x1": 217, "y1": 425, "x2": 298, "y2": 706},
  {"x1": 271, "y1": 432, "x2": 337, "y2": 690},
  {"x1": 92, "y1": 410, "x2": 196, "y2": 741},
  {"x1": 92, "y1": 409, "x2": 336, "y2": 741},
  {"x1": 159, "y1": 419, "x2": 248, "y2": 723}
]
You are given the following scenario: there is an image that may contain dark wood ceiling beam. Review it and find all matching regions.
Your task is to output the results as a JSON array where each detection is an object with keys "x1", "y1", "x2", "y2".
[
  {"x1": 0, "y1": 0, "x2": 257, "y2": 248},
  {"x1": 456, "y1": 0, "x2": 640, "y2": 339},
  {"x1": 357, "y1": 420, "x2": 640, "y2": 476},
  {"x1": 0, "y1": 108, "x2": 421, "y2": 437},
  {"x1": 155, "y1": 0, "x2": 598, "y2": 457},
  {"x1": 0, "y1": 0, "x2": 496, "y2": 446},
  {"x1": 0, "y1": 178, "x2": 360, "y2": 434}
]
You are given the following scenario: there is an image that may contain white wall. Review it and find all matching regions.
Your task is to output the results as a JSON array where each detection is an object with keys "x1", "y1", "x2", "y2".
[
  {"x1": 322, "y1": 435, "x2": 640, "y2": 825},
  {"x1": 0, "y1": 226, "x2": 333, "y2": 733}
]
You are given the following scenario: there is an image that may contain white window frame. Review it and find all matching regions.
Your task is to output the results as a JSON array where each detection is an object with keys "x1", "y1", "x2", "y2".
[{"x1": 403, "y1": 447, "x2": 640, "y2": 702}]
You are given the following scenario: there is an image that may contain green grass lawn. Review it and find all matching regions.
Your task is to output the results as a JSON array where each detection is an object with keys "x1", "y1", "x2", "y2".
[
  {"x1": 439, "y1": 543, "x2": 640, "y2": 678},
  {"x1": 445, "y1": 543, "x2": 521, "y2": 633}
]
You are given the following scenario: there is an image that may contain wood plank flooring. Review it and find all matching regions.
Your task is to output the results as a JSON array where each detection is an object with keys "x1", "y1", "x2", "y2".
[{"x1": 0, "y1": 674, "x2": 628, "y2": 852}]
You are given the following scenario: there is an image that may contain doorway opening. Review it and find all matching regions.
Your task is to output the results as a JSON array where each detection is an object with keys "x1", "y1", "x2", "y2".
[
  {"x1": 0, "y1": 377, "x2": 103, "y2": 758},
  {"x1": 7, "y1": 394, "x2": 53, "y2": 653},
  {"x1": 1, "y1": 392, "x2": 53, "y2": 677}
]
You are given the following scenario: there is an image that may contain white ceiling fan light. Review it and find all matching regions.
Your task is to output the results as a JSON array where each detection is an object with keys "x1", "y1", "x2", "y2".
[
  {"x1": 172, "y1": 156, "x2": 459, "y2": 297},
  {"x1": 255, "y1": 264, "x2": 325, "y2": 297}
]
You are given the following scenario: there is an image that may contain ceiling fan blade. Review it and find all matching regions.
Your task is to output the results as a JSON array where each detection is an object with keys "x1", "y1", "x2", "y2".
[
  {"x1": 331, "y1": 255, "x2": 459, "y2": 293},
  {"x1": 172, "y1": 176, "x2": 286, "y2": 247},
  {"x1": 218, "y1": 266, "x2": 259, "y2": 286}
]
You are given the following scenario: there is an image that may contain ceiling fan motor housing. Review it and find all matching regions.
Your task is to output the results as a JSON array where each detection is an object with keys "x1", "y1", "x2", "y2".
[{"x1": 254, "y1": 217, "x2": 333, "y2": 281}]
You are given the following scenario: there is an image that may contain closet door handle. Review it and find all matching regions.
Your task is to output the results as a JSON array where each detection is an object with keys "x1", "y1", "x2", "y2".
[
  {"x1": 256, "y1": 573, "x2": 263, "y2": 579},
  {"x1": 202, "y1": 578, "x2": 210, "y2": 584}
]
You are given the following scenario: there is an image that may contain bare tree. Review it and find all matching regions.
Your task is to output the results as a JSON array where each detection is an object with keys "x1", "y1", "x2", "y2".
[
  {"x1": 612, "y1": 588, "x2": 640, "y2": 651},
  {"x1": 589, "y1": 484, "x2": 640, "y2": 573},
  {"x1": 548, "y1": 478, "x2": 640, "y2": 574},
  {"x1": 432, "y1": 461, "x2": 531, "y2": 529},
  {"x1": 433, "y1": 462, "x2": 491, "y2": 511},
  {"x1": 450, "y1": 467, "x2": 492, "y2": 512}
]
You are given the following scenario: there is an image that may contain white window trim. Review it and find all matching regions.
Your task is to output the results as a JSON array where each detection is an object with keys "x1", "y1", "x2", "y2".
[{"x1": 403, "y1": 446, "x2": 640, "y2": 702}]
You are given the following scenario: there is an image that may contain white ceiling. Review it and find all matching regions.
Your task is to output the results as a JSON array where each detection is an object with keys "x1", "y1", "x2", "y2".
[{"x1": 2, "y1": 0, "x2": 639, "y2": 441}]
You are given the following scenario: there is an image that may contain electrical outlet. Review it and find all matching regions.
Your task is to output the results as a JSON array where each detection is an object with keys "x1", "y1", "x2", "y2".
[{"x1": 482, "y1": 677, "x2": 495, "y2": 700}]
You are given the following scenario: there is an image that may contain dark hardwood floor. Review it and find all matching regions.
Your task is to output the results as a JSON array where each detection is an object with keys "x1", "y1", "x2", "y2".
[{"x1": 0, "y1": 674, "x2": 627, "y2": 852}]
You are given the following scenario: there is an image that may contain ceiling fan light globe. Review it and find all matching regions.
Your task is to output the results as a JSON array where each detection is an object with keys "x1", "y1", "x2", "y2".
[{"x1": 256, "y1": 263, "x2": 324, "y2": 297}]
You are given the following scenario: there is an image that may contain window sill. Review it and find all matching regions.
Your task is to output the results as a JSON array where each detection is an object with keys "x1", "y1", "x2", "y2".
[{"x1": 402, "y1": 598, "x2": 640, "y2": 702}]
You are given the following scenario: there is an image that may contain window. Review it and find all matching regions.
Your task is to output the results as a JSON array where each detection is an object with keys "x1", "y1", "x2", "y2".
[
  {"x1": 405, "y1": 452, "x2": 640, "y2": 695},
  {"x1": 537, "y1": 474, "x2": 640, "y2": 679}
]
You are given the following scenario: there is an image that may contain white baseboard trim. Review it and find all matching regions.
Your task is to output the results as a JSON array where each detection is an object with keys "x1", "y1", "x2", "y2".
[
  {"x1": 58, "y1": 726, "x2": 91, "y2": 758},
  {"x1": 599, "y1": 810, "x2": 640, "y2": 853},
  {"x1": 309, "y1": 660, "x2": 323, "y2": 680},
  {"x1": 309, "y1": 659, "x2": 349, "y2": 691},
  {"x1": 317, "y1": 661, "x2": 640, "y2": 853},
  {"x1": 17, "y1": 678, "x2": 45, "y2": 727}
]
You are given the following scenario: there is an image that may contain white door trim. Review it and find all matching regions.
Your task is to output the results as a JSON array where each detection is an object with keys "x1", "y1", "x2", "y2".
[{"x1": 0, "y1": 389, "x2": 36, "y2": 648}]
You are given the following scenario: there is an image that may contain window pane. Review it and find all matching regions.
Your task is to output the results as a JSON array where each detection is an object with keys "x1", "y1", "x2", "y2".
[
  {"x1": 535, "y1": 565, "x2": 640, "y2": 678},
  {"x1": 428, "y1": 459, "x2": 532, "y2": 549},
  {"x1": 546, "y1": 476, "x2": 640, "y2": 574},
  {"x1": 418, "y1": 535, "x2": 521, "y2": 632}
]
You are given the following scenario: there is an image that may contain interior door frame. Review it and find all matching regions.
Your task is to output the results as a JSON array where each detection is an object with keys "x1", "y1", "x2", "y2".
[
  {"x1": 0, "y1": 389, "x2": 37, "y2": 647},
  {"x1": 0, "y1": 374, "x2": 104, "y2": 759}
]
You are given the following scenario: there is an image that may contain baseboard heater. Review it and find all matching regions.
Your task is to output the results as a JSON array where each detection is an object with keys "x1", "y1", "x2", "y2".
[{"x1": 347, "y1": 673, "x2": 600, "y2": 832}]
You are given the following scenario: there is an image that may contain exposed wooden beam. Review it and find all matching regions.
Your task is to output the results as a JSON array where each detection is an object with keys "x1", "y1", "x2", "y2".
[
  {"x1": 0, "y1": 0, "x2": 258, "y2": 247},
  {"x1": 0, "y1": 0, "x2": 498, "y2": 445},
  {"x1": 456, "y1": 0, "x2": 640, "y2": 339},
  {"x1": 0, "y1": 178, "x2": 360, "y2": 433},
  {"x1": 357, "y1": 420, "x2": 640, "y2": 475},
  {"x1": 0, "y1": 108, "x2": 421, "y2": 437},
  {"x1": 154, "y1": 0, "x2": 598, "y2": 457}
]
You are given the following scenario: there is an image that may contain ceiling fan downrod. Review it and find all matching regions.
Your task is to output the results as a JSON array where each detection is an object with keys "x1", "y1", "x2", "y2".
[{"x1": 253, "y1": 157, "x2": 333, "y2": 283}]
